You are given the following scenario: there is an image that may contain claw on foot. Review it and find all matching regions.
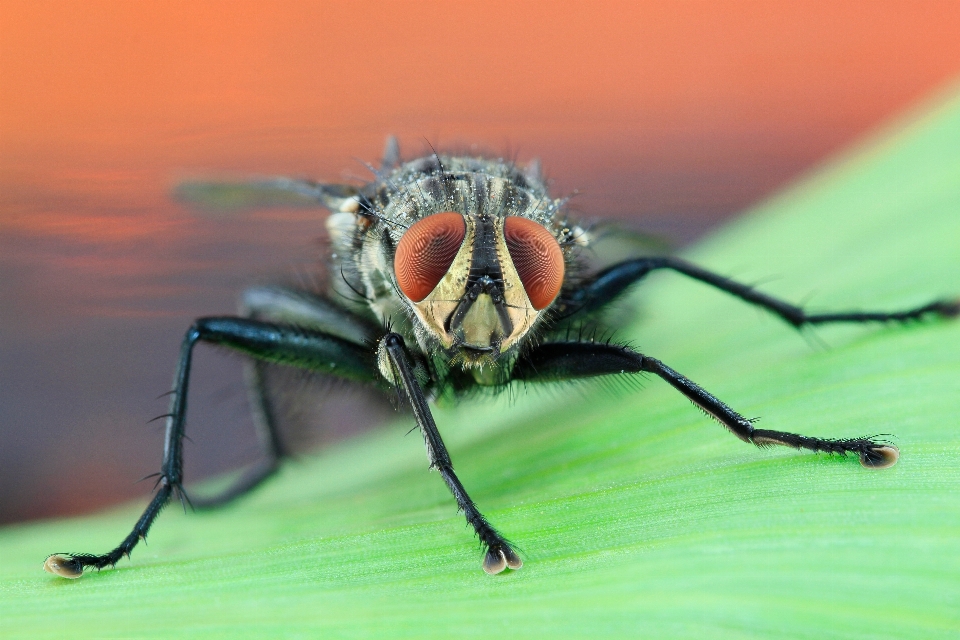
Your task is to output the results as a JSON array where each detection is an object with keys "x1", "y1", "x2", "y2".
[
  {"x1": 939, "y1": 299, "x2": 960, "y2": 318},
  {"x1": 860, "y1": 445, "x2": 899, "y2": 469},
  {"x1": 43, "y1": 554, "x2": 84, "y2": 579},
  {"x1": 482, "y1": 545, "x2": 522, "y2": 575}
]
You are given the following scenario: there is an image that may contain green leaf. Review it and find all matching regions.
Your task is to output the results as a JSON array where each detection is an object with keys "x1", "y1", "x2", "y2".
[{"x1": 3, "y1": 87, "x2": 960, "y2": 638}]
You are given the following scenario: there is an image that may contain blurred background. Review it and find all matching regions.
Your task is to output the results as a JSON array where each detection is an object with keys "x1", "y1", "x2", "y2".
[{"x1": 3, "y1": 0, "x2": 960, "y2": 525}]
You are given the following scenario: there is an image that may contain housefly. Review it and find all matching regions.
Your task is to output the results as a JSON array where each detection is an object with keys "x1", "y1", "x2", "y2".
[{"x1": 44, "y1": 137, "x2": 959, "y2": 579}]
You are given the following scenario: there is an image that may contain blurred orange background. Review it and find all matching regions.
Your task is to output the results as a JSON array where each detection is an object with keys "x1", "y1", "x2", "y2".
[
  {"x1": 7, "y1": 1, "x2": 960, "y2": 234},
  {"x1": 3, "y1": 1, "x2": 960, "y2": 523}
]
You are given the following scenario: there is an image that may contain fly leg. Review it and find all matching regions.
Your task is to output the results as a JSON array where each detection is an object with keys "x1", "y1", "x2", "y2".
[
  {"x1": 381, "y1": 332, "x2": 522, "y2": 575},
  {"x1": 44, "y1": 316, "x2": 377, "y2": 578},
  {"x1": 566, "y1": 256, "x2": 959, "y2": 327},
  {"x1": 512, "y1": 341, "x2": 899, "y2": 468},
  {"x1": 192, "y1": 287, "x2": 381, "y2": 508},
  {"x1": 188, "y1": 361, "x2": 286, "y2": 509}
]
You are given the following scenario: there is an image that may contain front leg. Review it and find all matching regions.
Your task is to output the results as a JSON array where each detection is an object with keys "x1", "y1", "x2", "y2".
[
  {"x1": 44, "y1": 317, "x2": 377, "y2": 579},
  {"x1": 512, "y1": 341, "x2": 899, "y2": 469},
  {"x1": 380, "y1": 333, "x2": 522, "y2": 574},
  {"x1": 563, "y1": 256, "x2": 958, "y2": 327}
]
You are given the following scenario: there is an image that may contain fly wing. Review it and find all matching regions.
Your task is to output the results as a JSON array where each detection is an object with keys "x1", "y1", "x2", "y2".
[
  {"x1": 174, "y1": 176, "x2": 359, "y2": 214},
  {"x1": 173, "y1": 134, "x2": 402, "y2": 215}
]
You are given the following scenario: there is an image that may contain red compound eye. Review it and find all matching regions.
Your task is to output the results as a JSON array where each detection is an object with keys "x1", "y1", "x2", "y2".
[
  {"x1": 394, "y1": 212, "x2": 466, "y2": 302},
  {"x1": 503, "y1": 216, "x2": 564, "y2": 310}
]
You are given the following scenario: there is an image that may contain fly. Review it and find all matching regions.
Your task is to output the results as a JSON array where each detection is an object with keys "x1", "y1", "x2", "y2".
[{"x1": 43, "y1": 137, "x2": 960, "y2": 579}]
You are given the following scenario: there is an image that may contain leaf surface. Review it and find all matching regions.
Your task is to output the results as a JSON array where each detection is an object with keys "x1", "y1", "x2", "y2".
[{"x1": 3, "y1": 87, "x2": 960, "y2": 639}]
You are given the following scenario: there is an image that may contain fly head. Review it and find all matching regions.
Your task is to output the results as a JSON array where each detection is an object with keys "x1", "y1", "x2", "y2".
[
  {"x1": 328, "y1": 154, "x2": 576, "y2": 371},
  {"x1": 394, "y1": 208, "x2": 565, "y2": 367}
]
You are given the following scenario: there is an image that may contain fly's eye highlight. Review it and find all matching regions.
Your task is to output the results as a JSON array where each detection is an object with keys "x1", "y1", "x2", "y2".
[
  {"x1": 394, "y1": 212, "x2": 466, "y2": 302},
  {"x1": 503, "y1": 216, "x2": 565, "y2": 310}
]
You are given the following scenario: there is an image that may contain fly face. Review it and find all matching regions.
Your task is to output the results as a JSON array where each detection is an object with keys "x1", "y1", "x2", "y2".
[{"x1": 394, "y1": 209, "x2": 565, "y2": 365}]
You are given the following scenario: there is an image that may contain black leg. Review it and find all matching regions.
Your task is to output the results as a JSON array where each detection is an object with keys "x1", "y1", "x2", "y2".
[
  {"x1": 565, "y1": 256, "x2": 959, "y2": 327},
  {"x1": 189, "y1": 287, "x2": 381, "y2": 508},
  {"x1": 512, "y1": 341, "x2": 899, "y2": 469},
  {"x1": 190, "y1": 457, "x2": 282, "y2": 509},
  {"x1": 381, "y1": 333, "x2": 521, "y2": 574},
  {"x1": 190, "y1": 361, "x2": 287, "y2": 509},
  {"x1": 44, "y1": 317, "x2": 378, "y2": 578}
]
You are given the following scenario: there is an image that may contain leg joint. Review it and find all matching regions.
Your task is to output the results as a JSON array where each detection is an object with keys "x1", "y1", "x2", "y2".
[{"x1": 383, "y1": 332, "x2": 405, "y2": 349}]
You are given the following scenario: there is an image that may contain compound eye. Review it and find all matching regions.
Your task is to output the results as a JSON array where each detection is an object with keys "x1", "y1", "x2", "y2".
[
  {"x1": 503, "y1": 216, "x2": 565, "y2": 310},
  {"x1": 394, "y1": 212, "x2": 466, "y2": 302}
]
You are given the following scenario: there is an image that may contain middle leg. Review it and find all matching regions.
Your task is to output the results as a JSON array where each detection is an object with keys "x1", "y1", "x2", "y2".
[
  {"x1": 194, "y1": 286, "x2": 383, "y2": 507},
  {"x1": 566, "y1": 256, "x2": 958, "y2": 327},
  {"x1": 512, "y1": 340, "x2": 899, "y2": 468}
]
